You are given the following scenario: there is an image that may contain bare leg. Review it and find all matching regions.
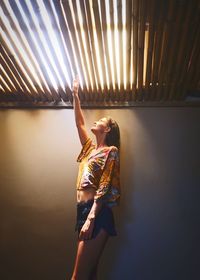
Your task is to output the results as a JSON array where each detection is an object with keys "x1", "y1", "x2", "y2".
[{"x1": 71, "y1": 229, "x2": 109, "y2": 280}]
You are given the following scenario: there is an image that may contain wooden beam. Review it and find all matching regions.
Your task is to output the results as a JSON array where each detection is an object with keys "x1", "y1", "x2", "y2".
[
  {"x1": 170, "y1": 1, "x2": 195, "y2": 101},
  {"x1": 137, "y1": 0, "x2": 146, "y2": 101},
  {"x1": 132, "y1": 0, "x2": 139, "y2": 101},
  {"x1": 156, "y1": 0, "x2": 174, "y2": 101},
  {"x1": 144, "y1": 0, "x2": 156, "y2": 101},
  {"x1": 92, "y1": 0, "x2": 106, "y2": 101},
  {"x1": 167, "y1": 1, "x2": 188, "y2": 101},
  {"x1": 0, "y1": 100, "x2": 199, "y2": 109},
  {"x1": 151, "y1": 0, "x2": 165, "y2": 101},
  {"x1": 125, "y1": 0, "x2": 132, "y2": 101},
  {"x1": 178, "y1": 1, "x2": 200, "y2": 100}
]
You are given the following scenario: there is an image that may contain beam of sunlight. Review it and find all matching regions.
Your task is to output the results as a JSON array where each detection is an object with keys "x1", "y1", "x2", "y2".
[
  {"x1": 1, "y1": 5, "x2": 43, "y2": 93},
  {"x1": 23, "y1": 0, "x2": 65, "y2": 90},
  {"x1": 98, "y1": 0, "x2": 110, "y2": 90},
  {"x1": 50, "y1": 0, "x2": 75, "y2": 82},
  {"x1": 68, "y1": 0, "x2": 89, "y2": 89},
  {"x1": 3, "y1": 0, "x2": 50, "y2": 93},
  {"x1": 122, "y1": 0, "x2": 127, "y2": 89},
  {"x1": 24, "y1": 0, "x2": 64, "y2": 90},
  {"x1": 37, "y1": 0, "x2": 71, "y2": 88},
  {"x1": 113, "y1": 0, "x2": 120, "y2": 90},
  {"x1": 15, "y1": 1, "x2": 58, "y2": 91},
  {"x1": 83, "y1": 0, "x2": 99, "y2": 90},
  {"x1": 143, "y1": 27, "x2": 149, "y2": 86},
  {"x1": 89, "y1": 0, "x2": 104, "y2": 90},
  {"x1": 130, "y1": 2, "x2": 134, "y2": 90},
  {"x1": 1, "y1": 29, "x2": 32, "y2": 93},
  {"x1": 130, "y1": 25, "x2": 134, "y2": 90},
  {"x1": 77, "y1": 0, "x2": 94, "y2": 90},
  {"x1": 60, "y1": 0, "x2": 83, "y2": 89},
  {"x1": 105, "y1": 0, "x2": 115, "y2": 90}
]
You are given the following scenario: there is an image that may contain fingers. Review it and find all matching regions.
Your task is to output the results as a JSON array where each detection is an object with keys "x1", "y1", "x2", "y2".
[
  {"x1": 72, "y1": 75, "x2": 79, "y2": 93},
  {"x1": 79, "y1": 219, "x2": 94, "y2": 240},
  {"x1": 73, "y1": 80, "x2": 79, "y2": 89},
  {"x1": 73, "y1": 75, "x2": 79, "y2": 85}
]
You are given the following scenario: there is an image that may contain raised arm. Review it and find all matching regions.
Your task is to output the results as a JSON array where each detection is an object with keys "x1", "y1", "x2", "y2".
[{"x1": 72, "y1": 77, "x2": 89, "y2": 146}]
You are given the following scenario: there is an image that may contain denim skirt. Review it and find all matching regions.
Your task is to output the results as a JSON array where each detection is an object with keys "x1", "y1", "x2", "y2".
[{"x1": 75, "y1": 199, "x2": 117, "y2": 239}]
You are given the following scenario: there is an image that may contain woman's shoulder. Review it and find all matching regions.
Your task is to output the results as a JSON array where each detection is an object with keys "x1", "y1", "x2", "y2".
[
  {"x1": 108, "y1": 145, "x2": 119, "y2": 152},
  {"x1": 106, "y1": 146, "x2": 119, "y2": 160}
]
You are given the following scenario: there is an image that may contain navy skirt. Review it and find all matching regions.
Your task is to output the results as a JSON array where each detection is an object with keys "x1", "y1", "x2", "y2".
[{"x1": 75, "y1": 199, "x2": 117, "y2": 239}]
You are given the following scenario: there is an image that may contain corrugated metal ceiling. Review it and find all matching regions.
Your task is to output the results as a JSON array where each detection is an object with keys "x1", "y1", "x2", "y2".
[{"x1": 0, "y1": 0, "x2": 200, "y2": 107}]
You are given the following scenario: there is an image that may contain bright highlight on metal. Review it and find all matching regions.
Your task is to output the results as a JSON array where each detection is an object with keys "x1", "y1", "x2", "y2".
[
  {"x1": 1, "y1": 46, "x2": 24, "y2": 91},
  {"x1": 0, "y1": 84, "x2": 5, "y2": 92},
  {"x1": 1, "y1": 63, "x2": 16, "y2": 91},
  {"x1": 0, "y1": 74, "x2": 11, "y2": 92}
]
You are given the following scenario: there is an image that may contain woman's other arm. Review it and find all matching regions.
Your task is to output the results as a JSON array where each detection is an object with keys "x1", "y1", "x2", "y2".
[
  {"x1": 72, "y1": 77, "x2": 89, "y2": 146},
  {"x1": 79, "y1": 200, "x2": 103, "y2": 240}
]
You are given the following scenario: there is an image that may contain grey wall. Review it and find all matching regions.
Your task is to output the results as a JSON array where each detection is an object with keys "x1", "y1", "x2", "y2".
[{"x1": 0, "y1": 107, "x2": 199, "y2": 280}]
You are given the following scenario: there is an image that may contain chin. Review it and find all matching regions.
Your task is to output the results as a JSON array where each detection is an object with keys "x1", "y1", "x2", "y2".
[{"x1": 91, "y1": 127, "x2": 97, "y2": 134}]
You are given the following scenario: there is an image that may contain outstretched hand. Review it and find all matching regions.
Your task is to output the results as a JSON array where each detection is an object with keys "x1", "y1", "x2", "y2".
[{"x1": 73, "y1": 76, "x2": 79, "y2": 95}]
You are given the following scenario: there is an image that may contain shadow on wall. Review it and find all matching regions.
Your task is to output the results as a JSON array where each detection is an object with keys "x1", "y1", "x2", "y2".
[{"x1": 100, "y1": 115, "x2": 136, "y2": 280}]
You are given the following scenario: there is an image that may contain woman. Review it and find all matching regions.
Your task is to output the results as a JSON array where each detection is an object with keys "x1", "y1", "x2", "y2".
[{"x1": 71, "y1": 77, "x2": 120, "y2": 280}]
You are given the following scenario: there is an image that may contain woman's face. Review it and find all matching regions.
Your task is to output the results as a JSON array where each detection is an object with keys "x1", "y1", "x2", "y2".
[{"x1": 91, "y1": 117, "x2": 110, "y2": 134}]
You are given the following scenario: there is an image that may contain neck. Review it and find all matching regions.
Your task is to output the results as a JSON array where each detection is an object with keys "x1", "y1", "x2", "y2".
[{"x1": 95, "y1": 134, "x2": 107, "y2": 149}]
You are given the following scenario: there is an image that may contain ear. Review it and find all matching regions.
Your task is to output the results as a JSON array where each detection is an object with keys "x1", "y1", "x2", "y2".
[{"x1": 104, "y1": 127, "x2": 111, "y2": 133}]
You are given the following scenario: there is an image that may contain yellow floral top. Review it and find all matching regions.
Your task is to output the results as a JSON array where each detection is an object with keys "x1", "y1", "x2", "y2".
[{"x1": 76, "y1": 138, "x2": 120, "y2": 207}]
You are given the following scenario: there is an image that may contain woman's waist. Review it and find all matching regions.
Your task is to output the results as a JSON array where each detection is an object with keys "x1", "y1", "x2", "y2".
[{"x1": 77, "y1": 187, "x2": 96, "y2": 203}]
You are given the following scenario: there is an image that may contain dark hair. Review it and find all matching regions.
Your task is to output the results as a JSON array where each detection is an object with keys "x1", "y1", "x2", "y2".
[{"x1": 105, "y1": 117, "x2": 120, "y2": 150}]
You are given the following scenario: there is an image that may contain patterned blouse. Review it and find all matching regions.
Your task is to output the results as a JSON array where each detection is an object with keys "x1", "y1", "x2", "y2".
[{"x1": 76, "y1": 138, "x2": 120, "y2": 207}]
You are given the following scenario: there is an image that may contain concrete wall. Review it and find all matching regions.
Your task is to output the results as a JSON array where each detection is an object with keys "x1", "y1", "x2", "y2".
[{"x1": 0, "y1": 107, "x2": 199, "y2": 280}]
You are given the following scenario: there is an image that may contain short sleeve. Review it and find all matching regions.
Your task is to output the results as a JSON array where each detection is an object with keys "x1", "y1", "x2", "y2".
[
  {"x1": 94, "y1": 147, "x2": 120, "y2": 206},
  {"x1": 77, "y1": 138, "x2": 95, "y2": 162}
]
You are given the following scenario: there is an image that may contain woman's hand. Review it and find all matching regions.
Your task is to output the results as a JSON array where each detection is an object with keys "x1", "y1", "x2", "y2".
[
  {"x1": 72, "y1": 76, "x2": 79, "y2": 96},
  {"x1": 79, "y1": 218, "x2": 95, "y2": 240}
]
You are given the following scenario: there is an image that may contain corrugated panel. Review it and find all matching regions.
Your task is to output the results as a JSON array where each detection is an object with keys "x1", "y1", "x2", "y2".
[{"x1": 0, "y1": 0, "x2": 200, "y2": 107}]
